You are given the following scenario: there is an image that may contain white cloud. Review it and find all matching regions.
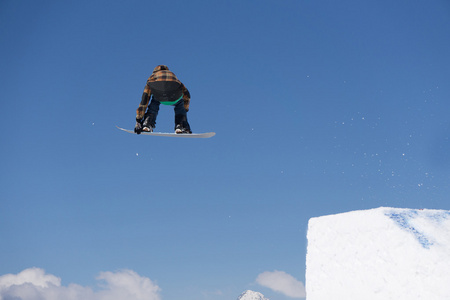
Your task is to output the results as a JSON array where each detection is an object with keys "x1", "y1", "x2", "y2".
[
  {"x1": 256, "y1": 270, "x2": 306, "y2": 298},
  {"x1": 0, "y1": 267, "x2": 61, "y2": 289},
  {"x1": 96, "y1": 270, "x2": 161, "y2": 300},
  {"x1": 0, "y1": 268, "x2": 161, "y2": 300}
]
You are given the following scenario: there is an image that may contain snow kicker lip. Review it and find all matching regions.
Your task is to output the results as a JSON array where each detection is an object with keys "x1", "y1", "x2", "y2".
[{"x1": 385, "y1": 209, "x2": 450, "y2": 249}]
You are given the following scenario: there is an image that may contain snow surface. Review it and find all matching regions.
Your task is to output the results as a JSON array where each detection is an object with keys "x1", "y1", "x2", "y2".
[
  {"x1": 306, "y1": 207, "x2": 450, "y2": 300},
  {"x1": 237, "y1": 290, "x2": 269, "y2": 300}
]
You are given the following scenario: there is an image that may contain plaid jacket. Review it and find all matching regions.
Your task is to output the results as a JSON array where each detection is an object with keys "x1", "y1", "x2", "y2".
[{"x1": 136, "y1": 69, "x2": 191, "y2": 121}]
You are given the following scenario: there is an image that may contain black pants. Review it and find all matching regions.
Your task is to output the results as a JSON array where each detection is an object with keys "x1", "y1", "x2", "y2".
[{"x1": 143, "y1": 96, "x2": 189, "y2": 130}]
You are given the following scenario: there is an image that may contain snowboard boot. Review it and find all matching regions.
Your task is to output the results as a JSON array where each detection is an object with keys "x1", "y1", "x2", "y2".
[
  {"x1": 175, "y1": 124, "x2": 191, "y2": 134},
  {"x1": 174, "y1": 114, "x2": 192, "y2": 134},
  {"x1": 142, "y1": 114, "x2": 156, "y2": 132},
  {"x1": 142, "y1": 125, "x2": 154, "y2": 132}
]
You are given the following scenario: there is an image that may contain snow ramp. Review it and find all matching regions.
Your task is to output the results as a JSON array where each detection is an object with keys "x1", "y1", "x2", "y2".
[{"x1": 306, "y1": 207, "x2": 450, "y2": 300}]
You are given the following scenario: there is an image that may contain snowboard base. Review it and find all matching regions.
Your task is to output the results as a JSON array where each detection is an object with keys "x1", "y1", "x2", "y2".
[{"x1": 116, "y1": 126, "x2": 215, "y2": 138}]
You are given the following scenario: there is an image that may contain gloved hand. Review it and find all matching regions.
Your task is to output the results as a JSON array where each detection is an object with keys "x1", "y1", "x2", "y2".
[{"x1": 134, "y1": 120, "x2": 143, "y2": 134}]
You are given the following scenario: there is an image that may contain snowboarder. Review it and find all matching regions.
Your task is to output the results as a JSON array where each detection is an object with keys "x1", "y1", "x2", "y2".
[{"x1": 134, "y1": 65, "x2": 192, "y2": 134}]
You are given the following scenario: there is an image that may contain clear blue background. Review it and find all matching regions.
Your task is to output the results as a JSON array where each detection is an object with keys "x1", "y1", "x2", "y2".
[{"x1": 1, "y1": 1, "x2": 449, "y2": 299}]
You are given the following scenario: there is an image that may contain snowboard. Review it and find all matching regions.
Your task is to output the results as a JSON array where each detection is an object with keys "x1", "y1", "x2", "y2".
[{"x1": 116, "y1": 126, "x2": 215, "y2": 138}]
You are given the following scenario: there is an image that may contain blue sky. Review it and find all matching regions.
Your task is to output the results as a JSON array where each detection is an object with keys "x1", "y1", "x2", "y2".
[{"x1": 1, "y1": 0, "x2": 449, "y2": 299}]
